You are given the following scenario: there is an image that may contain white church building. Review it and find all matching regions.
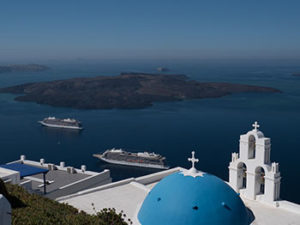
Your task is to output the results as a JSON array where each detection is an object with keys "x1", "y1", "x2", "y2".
[{"x1": 56, "y1": 122, "x2": 300, "y2": 225}]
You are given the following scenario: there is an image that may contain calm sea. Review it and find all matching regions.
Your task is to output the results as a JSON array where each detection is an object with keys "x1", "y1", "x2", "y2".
[{"x1": 0, "y1": 60, "x2": 299, "y2": 204}]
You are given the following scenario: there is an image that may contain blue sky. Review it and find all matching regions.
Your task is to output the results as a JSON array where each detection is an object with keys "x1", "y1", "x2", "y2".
[{"x1": 1, "y1": 1, "x2": 300, "y2": 62}]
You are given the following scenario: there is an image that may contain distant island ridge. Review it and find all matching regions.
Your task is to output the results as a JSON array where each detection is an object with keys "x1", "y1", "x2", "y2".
[
  {"x1": 0, "y1": 64, "x2": 49, "y2": 73},
  {"x1": 0, "y1": 72, "x2": 281, "y2": 109}
]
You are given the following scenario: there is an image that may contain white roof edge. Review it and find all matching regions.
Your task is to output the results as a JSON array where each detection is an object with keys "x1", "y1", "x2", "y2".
[
  {"x1": 135, "y1": 167, "x2": 182, "y2": 184},
  {"x1": 56, "y1": 177, "x2": 136, "y2": 201},
  {"x1": 0, "y1": 167, "x2": 20, "y2": 175},
  {"x1": 7, "y1": 159, "x2": 99, "y2": 175},
  {"x1": 57, "y1": 167, "x2": 182, "y2": 201},
  {"x1": 130, "y1": 181, "x2": 151, "y2": 193},
  {"x1": 58, "y1": 170, "x2": 110, "y2": 189},
  {"x1": 277, "y1": 200, "x2": 300, "y2": 215}
]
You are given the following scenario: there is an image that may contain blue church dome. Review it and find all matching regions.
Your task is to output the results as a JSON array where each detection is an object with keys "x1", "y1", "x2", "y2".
[{"x1": 138, "y1": 171, "x2": 249, "y2": 225}]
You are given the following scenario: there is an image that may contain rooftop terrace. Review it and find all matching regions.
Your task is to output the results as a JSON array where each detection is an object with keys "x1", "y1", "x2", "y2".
[
  {"x1": 58, "y1": 167, "x2": 300, "y2": 225},
  {"x1": 1, "y1": 155, "x2": 112, "y2": 199}
]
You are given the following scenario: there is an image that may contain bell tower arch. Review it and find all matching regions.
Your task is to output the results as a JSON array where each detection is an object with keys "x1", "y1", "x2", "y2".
[
  {"x1": 248, "y1": 135, "x2": 256, "y2": 159},
  {"x1": 229, "y1": 122, "x2": 281, "y2": 205}
]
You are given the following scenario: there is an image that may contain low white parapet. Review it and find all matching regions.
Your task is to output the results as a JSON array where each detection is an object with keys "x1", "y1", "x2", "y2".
[
  {"x1": 0, "y1": 167, "x2": 20, "y2": 184},
  {"x1": 130, "y1": 181, "x2": 151, "y2": 193},
  {"x1": 16, "y1": 159, "x2": 99, "y2": 176},
  {"x1": 49, "y1": 169, "x2": 112, "y2": 199},
  {"x1": 277, "y1": 200, "x2": 300, "y2": 214},
  {"x1": 57, "y1": 177, "x2": 136, "y2": 201},
  {"x1": 19, "y1": 179, "x2": 32, "y2": 191},
  {"x1": 136, "y1": 167, "x2": 181, "y2": 185},
  {"x1": 57, "y1": 167, "x2": 183, "y2": 202}
]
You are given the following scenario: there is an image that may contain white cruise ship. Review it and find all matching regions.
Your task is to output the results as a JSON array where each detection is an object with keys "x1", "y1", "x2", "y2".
[
  {"x1": 93, "y1": 148, "x2": 169, "y2": 169},
  {"x1": 38, "y1": 117, "x2": 83, "y2": 130}
]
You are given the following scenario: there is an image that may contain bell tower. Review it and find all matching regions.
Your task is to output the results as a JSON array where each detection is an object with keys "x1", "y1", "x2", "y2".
[{"x1": 229, "y1": 122, "x2": 281, "y2": 205}]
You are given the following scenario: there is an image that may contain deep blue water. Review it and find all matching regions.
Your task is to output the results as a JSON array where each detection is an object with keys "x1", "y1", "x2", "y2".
[{"x1": 0, "y1": 61, "x2": 300, "y2": 204}]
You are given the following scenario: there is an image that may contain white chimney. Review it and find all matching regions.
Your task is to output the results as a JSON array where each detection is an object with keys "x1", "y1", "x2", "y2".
[
  {"x1": 81, "y1": 165, "x2": 86, "y2": 172},
  {"x1": 67, "y1": 167, "x2": 75, "y2": 174},
  {"x1": 60, "y1": 162, "x2": 65, "y2": 168},
  {"x1": 48, "y1": 163, "x2": 56, "y2": 170}
]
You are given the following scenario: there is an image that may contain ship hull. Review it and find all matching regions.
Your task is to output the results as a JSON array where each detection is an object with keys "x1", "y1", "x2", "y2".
[
  {"x1": 39, "y1": 121, "x2": 83, "y2": 130},
  {"x1": 94, "y1": 154, "x2": 169, "y2": 169}
]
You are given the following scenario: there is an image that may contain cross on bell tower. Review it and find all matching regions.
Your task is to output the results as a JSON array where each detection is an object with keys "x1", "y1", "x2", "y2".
[
  {"x1": 252, "y1": 121, "x2": 260, "y2": 131},
  {"x1": 188, "y1": 151, "x2": 199, "y2": 170}
]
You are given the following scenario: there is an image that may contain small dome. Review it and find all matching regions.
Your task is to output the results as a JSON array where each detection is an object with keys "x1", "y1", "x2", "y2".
[
  {"x1": 138, "y1": 171, "x2": 249, "y2": 225},
  {"x1": 256, "y1": 131, "x2": 264, "y2": 138},
  {"x1": 247, "y1": 130, "x2": 264, "y2": 138}
]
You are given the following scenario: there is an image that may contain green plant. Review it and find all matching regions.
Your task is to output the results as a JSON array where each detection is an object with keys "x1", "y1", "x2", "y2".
[{"x1": 0, "y1": 179, "x2": 128, "y2": 225}]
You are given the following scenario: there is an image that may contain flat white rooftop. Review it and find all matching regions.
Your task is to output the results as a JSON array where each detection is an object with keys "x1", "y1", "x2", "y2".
[
  {"x1": 58, "y1": 167, "x2": 180, "y2": 221},
  {"x1": 2, "y1": 156, "x2": 112, "y2": 199},
  {"x1": 62, "y1": 182, "x2": 148, "y2": 218},
  {"x1": 59, "y1": 167, "x2": 300, "y2": 225},
  {"x1": 242, "y1": 198, "x2": 300, "y2": 225}
]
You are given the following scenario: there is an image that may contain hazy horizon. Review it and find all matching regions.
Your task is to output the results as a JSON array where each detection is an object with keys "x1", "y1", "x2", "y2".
[{"x1": 1, "y1": 1, "x2": 300, "y2": 63}]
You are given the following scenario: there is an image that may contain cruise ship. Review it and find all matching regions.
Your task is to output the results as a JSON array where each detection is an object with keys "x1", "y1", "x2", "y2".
[
  {"x1": 93, "y1": 148, "x2": 169, "y2": 169},
  {"x1": 38, "y1": 117, "x2": 83, "y2": 130}
]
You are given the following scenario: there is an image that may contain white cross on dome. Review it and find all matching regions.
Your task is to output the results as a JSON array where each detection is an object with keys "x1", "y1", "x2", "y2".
[
  {"x1": 181, "y1": 151, "x2": 205, "y2": 178},
  {"x1": 188, "y1": 151, "x2": 199, "y2": 169}
]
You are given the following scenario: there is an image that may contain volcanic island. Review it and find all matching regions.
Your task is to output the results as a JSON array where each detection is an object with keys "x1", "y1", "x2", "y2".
[{"x1": 0, "y1": 72, "x2": 280, "y2": 109}]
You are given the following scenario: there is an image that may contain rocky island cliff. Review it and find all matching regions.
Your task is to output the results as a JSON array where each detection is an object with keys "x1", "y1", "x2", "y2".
[{"x1": 0, "y1": 72, "x2": 281, "y2": 109}]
